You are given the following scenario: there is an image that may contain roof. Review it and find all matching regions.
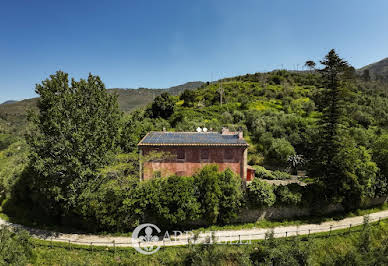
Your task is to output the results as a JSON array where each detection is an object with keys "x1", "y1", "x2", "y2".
[{"x1": 138, "y1": 132, "x2": 248, "y2": 146}]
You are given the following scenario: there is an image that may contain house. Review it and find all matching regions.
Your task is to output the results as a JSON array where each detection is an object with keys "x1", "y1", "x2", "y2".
[{"x1": 138, "y1": 128, "x2": 254, "y2": 181}]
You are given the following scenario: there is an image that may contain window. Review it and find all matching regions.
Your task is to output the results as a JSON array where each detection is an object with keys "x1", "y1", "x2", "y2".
[
  {"x1": 177, "y1": 149, "x2": 185, "y2": 160},
  {"x1": 201, "y1": 149, "x2": 209, "y2": 160},
  {"x1": 224, "y1": 149, "x2": 233, "y2": 160}
]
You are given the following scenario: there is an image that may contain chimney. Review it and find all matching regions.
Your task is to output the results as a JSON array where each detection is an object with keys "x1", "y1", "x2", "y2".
[
  {"x1": 221, "y1": 127, "x2": 229, "y2": 135},
  {"x1": 238, "y1": 131, "x2": 243, "y2": 140}
]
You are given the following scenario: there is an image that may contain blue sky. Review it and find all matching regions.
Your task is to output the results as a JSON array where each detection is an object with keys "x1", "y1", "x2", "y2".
[{"x1": 1, "y1": 0, "x2": 388, "y2": 103}]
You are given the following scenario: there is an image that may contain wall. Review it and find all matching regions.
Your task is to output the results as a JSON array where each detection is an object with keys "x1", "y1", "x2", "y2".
[
  {"x1": 235, "y1": 196, "x2": 388, "y2": 223},
  {"x1": 141, "y1": 146, "x2": 246, "y2": 180}
]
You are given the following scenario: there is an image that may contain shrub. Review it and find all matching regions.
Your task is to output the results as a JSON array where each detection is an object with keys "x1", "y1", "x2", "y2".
[
  {"x1": 217, "y1": 168, "x2": 243, "y2": 224},
  {"x1": 253, "y1": 166, "x2": 274, "y2": 179},
  {"x1": 274, "y1": 185, "x2": 302, "y2": 206},
  {"x1": 266, "y1": 138, "x2": 296, "y2": 166},
  {"x1": 144, "y1": 175, "x2": 201, "y2": 226},
  {"x1": 193, "y1": 165, "x2": 222, "y2": 224},
  {"x1": 272, "y1": 170, "x2": 291, "y2": 180},
  {"x1": 247, "y1": 179, "x2": 276, "y2": 207},
  {"x1": 0, "y1": 227, "x2": 33, "y2": 265},
  {"x1": 193, "y1": 165, "x2": 244, "y2": 224}
]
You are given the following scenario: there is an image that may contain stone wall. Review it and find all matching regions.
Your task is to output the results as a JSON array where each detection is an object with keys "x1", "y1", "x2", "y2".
[{"x1": 235, "y1": 196, "x2": 388, "y2": 223}]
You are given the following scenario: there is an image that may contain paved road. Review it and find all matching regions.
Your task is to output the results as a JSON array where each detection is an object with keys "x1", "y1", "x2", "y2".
[{"x1": 1, "y1": 210, "x2": 387, "y2": 248}]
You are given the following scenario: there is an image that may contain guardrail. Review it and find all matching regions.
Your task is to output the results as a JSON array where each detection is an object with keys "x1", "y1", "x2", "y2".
[{"x1": 26, "y1": 215, "x2": 385, "y2": 251}]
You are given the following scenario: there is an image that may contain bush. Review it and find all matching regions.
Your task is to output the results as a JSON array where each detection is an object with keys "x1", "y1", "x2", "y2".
[
  {"x1": 272, "y1": 170, "x2": 291, "y2": 180},
  {"x1": 143, "y1": 175, "x2": 201, "y2": 226},
  {"x1": 266, "y1": 138, "x2": 296, "y2": 166},
  {"x1": 253, "y1": 166, "x2": 274, "y2": 179},
  {"x1": 274, "y1": 185, "x2": 302, "y2": 206},
  {"x1": 193, "y1": 165, "x2": 243, "y2": 224},
  {"x1": 217, "y1": 168, "x2": 243, "y2": 223},
  {"x1": 247, "y1": 179, "x2": 276, "y2": 207},
  {"x1": 0, "y1": 227, "x2": 33, "y2": 265}
]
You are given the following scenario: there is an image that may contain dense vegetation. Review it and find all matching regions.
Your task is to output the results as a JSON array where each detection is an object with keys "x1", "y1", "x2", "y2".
[{"x1": 0, "y1": 50, "x2": 387, "y2": 233}]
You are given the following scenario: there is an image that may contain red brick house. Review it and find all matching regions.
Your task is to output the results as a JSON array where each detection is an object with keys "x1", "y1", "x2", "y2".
[{"x1": 138, "y1": 128, "x2": 252, "y2": 181}]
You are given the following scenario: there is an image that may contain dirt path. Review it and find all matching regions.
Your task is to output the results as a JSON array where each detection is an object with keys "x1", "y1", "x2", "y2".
[{"x1": 1, "y1": 210, "x2": 388, "y2": 247}]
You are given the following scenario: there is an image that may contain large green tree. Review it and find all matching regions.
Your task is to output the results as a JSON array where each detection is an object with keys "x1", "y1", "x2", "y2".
[
  {"x1": 150, "y1": 92, "x2": 175, "y2": 119},
  {"x1": 27, "y1": 71, "x2": 121, "y2": 214},
  {"x1": 310, "y1": 50, "x2": 377, "y2": 207}
]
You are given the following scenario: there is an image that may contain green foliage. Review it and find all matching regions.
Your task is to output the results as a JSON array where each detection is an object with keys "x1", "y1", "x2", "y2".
[
  {"x1": 193, "y1": 165, "x2": 223, "y2": 224},
  {"x1": 193, "y1": 165, "x2": 243, "y2": 224},
  {"x1": 150, "y1": 92, "x2": 176, "y2": 119},
  {"x1": 217, "y1": 168, "x2": 244, "y2": 223},
  {"x1": 333, "y1": 140, "x2": 378, "y2": 209},
  {"x1": 247, "y1": 179, "x2": 276, "y2": 207},
  {"x1": 253, "y1": 166, "x2": 291, "y2": 180},
  {"x1": 274, "y1": 185, "x2": 303, "y2": 206},
  {"x1": 266, "y1": 138, "x2": 295, "y2": 166},
  {"x1": 120, "y1": 110, "x2": 169, "y2": 153},
  {"x1": 26, "y1": 71, "x2": 122, "y2": 215},
  {"x1": 180, "y1": 89, "x2": 196, "y2": 107},
  {"x1": 0, "y1": 141, "x2": 29, "y2": 205},
  {"x1": 0, "y1": 134, "x2": 18, "y2": 150},
  {"x1": 142, "y1": 175, "x2": 201, "y2": 226},
  {"x1": 272, "y1": 170, "x2": 292, "y2": 180},
  {"x1": 253, "y1": 166, "x2": 274, "y2": 179},
  {"x1": 372, "y1": 134, "x2": 388, "y2": 177},
  {"x1": 0, "y1": 226, "x2": 33, "y2": 265}
]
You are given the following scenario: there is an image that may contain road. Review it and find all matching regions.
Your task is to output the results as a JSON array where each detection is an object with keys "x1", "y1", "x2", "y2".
[{"x1": 1, "y1": 210, "x2": 387, "y2": 248}]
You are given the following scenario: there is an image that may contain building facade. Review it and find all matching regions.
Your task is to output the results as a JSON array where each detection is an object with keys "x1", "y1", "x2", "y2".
[{"x1": 138, "y1": 129, "x2": 250, "y2": 181}]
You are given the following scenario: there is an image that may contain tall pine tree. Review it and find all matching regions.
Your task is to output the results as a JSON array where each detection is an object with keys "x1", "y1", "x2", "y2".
[{"x1": 310, "y1": 50, "x2": 377, "y2": 207}]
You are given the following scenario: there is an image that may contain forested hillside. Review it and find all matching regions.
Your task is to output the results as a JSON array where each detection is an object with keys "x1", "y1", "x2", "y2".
[
  {"x1": 358, "y1": 57, "x2": 388, "y2": 81},
  {"x1": 0, "y1": 81, "x2": 204, "y2": 136},
  {"x1": 0, "y1": 50, "x2": 387, "y2": 233}
]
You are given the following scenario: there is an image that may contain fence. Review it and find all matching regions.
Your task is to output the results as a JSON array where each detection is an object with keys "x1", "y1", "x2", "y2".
[{"x1": 28, "y1": 215, "x2": 386, "y2": 252}]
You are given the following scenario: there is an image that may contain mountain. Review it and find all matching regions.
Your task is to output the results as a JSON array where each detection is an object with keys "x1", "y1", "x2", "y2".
[
  {"x1": 358, "y1": 57, "x2": 388, "y2": 80},
  {"x1": 0, "y1": 100, "x2": 18, "y2": 105},
  {"x1": 109, "y1": 81, "x2": 204, "y2": 112},
  {"x1": 0, "y1": 81, "x2": 204, "y2": 132}
]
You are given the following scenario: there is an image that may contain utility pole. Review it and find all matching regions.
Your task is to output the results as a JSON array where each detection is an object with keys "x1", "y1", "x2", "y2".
[{"x1": 218, "y1": 81, "x2": 223, "y2": 106}]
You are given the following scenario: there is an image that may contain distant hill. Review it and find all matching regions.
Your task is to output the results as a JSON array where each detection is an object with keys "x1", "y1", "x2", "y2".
[
  {"x1": 358, "y1": 57, "x2": 388, "y2": 80},
  {"x1": 109, "y1": 81, "x2": 204, "y2": 112},
  {"x1": 0, "y1": 81, "x2": 204, "y2": 132},
  {"x1": 0, "y1": 100, "x2": 18, "y2": 105}
]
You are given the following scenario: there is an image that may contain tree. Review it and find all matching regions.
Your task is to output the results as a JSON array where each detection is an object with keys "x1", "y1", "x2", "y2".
[
  {"x1": 309, "y1": 50, "x2": 373, "y2": 205},
  {"x1": 27, "y1": 71, "x2": 121, "y2": 215},
  {"x1": 266, "y1": 138, "x2": 295, "y2": 166},
  {"x1": 247, "y1": 179, "x2": 276, "y2": 207},
  {"x1": 217, "y1": 168, "x2": 243, "y2": 223},
  {"x1": 180, "y1": 89, "x2": 196, "y2": 107},
  {"x1": 310, "y1": 50, "x2": 350, "y2": 176},
  {"x1": 151, "y1": 92, "x2": 175, "y2": 119},
  {"x1": 361, "y1": 69, "x2": 371, "y2": 82},
  {"x1": 305, "y1": 60, "x2": 316, "y2": 72}
]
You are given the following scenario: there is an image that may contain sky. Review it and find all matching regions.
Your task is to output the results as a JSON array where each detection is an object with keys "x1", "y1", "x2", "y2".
[{"x1": 1, "y1": 0, "x2": 388, "y2": 103}]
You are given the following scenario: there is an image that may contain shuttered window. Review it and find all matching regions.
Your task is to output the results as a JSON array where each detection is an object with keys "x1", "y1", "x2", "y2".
[{"x1": 177, "y1": 150, "x2": 185, "y2": 160}]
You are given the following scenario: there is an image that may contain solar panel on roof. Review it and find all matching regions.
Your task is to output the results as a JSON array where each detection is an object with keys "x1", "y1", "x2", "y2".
[{"x1": 138, "y1": 132, "x2": 248, "y2": 146}]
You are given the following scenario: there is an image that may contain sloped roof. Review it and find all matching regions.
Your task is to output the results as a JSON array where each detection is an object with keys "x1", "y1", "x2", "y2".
[{"x1": 138, "y1": 132, "x2": 248, "y2": 146}]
